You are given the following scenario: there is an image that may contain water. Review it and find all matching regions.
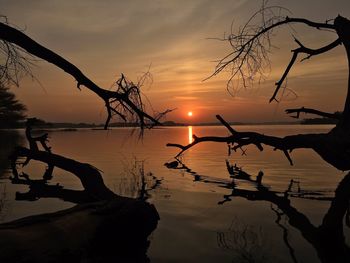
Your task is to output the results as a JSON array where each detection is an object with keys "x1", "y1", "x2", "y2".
[{"x1": 0, "y1": 125, "x2": 347, "y2": 262}]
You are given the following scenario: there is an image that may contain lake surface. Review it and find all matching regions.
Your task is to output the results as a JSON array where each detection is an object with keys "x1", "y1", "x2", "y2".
[{"x1": 0, "y1": 125, "x2": 347, "y2": 262}]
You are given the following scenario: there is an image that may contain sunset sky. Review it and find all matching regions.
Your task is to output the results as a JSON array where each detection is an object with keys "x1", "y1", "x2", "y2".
[{"x1": 2, "y1": 0, "x2": 350, "y2": 124}]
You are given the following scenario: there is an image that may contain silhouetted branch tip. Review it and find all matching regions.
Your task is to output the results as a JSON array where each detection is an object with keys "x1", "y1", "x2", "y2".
[
  {"x1": 206, "y1": 2, "x2": 343, "y2": 105},
  {"x1": 285, "y1": 107, "x2": 341, "y2": 120},
  {"x1": 0, "y1": 19, "x2": 167, "y2": 130}
]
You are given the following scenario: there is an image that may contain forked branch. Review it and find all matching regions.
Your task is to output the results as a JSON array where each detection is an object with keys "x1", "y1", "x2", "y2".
[
  {"x1": 270, "y1": 38, "x2": 341, "y2": 102},
  {"x1": 0, "y1": 20, "x2": 166, "y2": 130},
  {"x1": 208, "y1": 1, "x2": 341, "y2": 102},
  {"x1": 285, "y1": 107, "x2": 341, "y2": 120},
  {"x1": 166, "y1": 115, "x2": 329, "y2": 166}
]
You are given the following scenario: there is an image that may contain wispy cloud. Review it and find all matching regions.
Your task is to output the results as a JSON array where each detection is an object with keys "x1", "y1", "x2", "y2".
[{"x1": 2, "y1": 0, "x2": 349, "y2": 122}]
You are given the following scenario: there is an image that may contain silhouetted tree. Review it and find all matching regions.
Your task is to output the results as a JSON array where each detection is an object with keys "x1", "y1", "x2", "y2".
[
  {"x1": 165, "y1": 3, "x2": 350, "y2": 262},
  {"x1": 168, "y1": 2, "x2": 350, "y2": 171},
  {"x1": 0, "y1": 17, "x2": 167, "y2": 130},
  {"x1": 0, "y1": 117, "x2": 160, "y2": 262},
  {"x1": 0, "y1": 84, "x2": 26, "y2": 128},
  {"x1": 0, "y1": 16, "x2": 163, "y2": 262}
]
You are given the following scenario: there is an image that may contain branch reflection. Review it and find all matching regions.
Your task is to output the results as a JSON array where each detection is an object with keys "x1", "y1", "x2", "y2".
[{"x1": 165, "y1": 158, "x2": 350, "y2": 263}]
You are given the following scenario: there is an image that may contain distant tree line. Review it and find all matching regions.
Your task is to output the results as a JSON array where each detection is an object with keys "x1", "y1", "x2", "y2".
[
  {"x1": 0, "y1": 83, "x2": 26, "y2": 128},
  {"x1": 301, "y1": 111, "x2": 342, "y2": 125}
]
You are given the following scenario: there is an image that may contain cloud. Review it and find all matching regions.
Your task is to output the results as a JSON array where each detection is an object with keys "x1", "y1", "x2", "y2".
[
  {"x1": 2, "y1": 0, "x2": 349, "y2": 123},
  {"x1": 173, "y1": 96, "x2": 199, "y2": 100}
]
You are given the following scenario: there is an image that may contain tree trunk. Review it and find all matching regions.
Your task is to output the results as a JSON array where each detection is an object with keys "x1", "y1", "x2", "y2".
[
  {"x1": 11, "y1": 146, "x2": 116, "y2": 201},
  {"x1": 334, "y1": 16, "x2": 350, "y2": 130},
  {"x1": 2, "y1": 124, "x2": 160, "y2": 262}
]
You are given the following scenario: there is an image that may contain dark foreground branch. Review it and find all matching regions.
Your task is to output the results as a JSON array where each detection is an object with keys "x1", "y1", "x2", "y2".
[
  {"x1": 207, "y1": 1, "x2": 339, "y2": 98},
  {"x1": 210, "y1": 15, "x2": 336, "y2": 80},
  {"x1": 285, "y1": 107, "x2": 341, "y2": 120},
  {"x1": 10, "y1": 146, "x2": 116, "y2": 200},
  {"x1": 2, "y1": 120, "x2": 160, "y2": 262},
  {"x1": 0, "y1": 22, "x2": 165, "y2": 129},
  {"x1": 270, "y1": 38, "x2": 341, "y2": 102},
  {"x1": 167, "y1": 115, "x2": 350, "y2": 170},
  {"x1": 167, "y1": 116, "x2": 316, "y2": 164}
]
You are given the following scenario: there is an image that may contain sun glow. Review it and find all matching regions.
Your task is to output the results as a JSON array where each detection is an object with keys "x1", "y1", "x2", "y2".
[
  {"x1": 188, "y1": 126, "x2": 193, "y2": 144},
  {"x1": 187, "y1": 111, "x2": 193, "y2": 117}
]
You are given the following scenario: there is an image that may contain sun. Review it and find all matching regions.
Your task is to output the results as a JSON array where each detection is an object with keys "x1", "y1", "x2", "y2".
[{"x1": 187, "y1": 111, "x2": 193, "y2": 117}]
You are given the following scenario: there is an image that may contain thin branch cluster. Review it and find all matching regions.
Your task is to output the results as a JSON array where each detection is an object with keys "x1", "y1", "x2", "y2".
[
  {"x1": 0, "y1": 16, "x2": 170, "y2": 130},
  {"x1": 105, "y1": 73, "x2": 173, "y2": 130},
  {"x1": 209, "y1": 0, "x2": 340, "y2": 104},
  {"x1": 107, "y1": 74, "x2": 146, "y2": 124},
  {"x1": 209, "y1": 1, "x2": 290, "y2": 96},
  {"x1": 0, "y1": 16, "x2": 35, "y2": 88}
]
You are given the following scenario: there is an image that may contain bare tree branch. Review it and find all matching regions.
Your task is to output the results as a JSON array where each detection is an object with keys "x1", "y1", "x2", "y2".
[
  {"x1": 167, "y1": 115, "x2": 308, "y2": 163},
  {"x1": 270, "y1": 38, "x2": 341, "y2": 102},
  {"x1": 0, "y1": 16, "x2": 36, "y2": 88},
  {"x1": 0, "y1": 20, "x2": 166, "y2": 130},
  {"x1": 206, "y1": 1, "x2": 342, "y2": 103},
  {"x1": 167, "y1": 115, "x2": 350, "y2": 170},
  {"x1": 285, "y1": 107, "x2": 341, "y2": 120},
  {"x1": 175, "y1": 6, "x2": 350, "y2": 173}
]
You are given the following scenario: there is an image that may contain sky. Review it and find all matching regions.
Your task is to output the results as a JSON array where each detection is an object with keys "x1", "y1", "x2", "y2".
[{"x1": 1, "y1": 0, "x2": 350, "y2": 124}]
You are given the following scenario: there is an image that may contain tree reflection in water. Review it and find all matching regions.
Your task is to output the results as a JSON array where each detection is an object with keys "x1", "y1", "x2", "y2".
[
  {"x1": 165, "y1": 158, "x2": 350, "y2": 263},
  {"x1": 0, "y1": 130, "x2": 22, "y2": 218},
  {"x1": 115, "y1": 158, "x2": 162, "y2": 201},
  {"x1": 0, "y1": 130, "x2": 22, "y2": 178},
  {"x1": 217, "y1": 217, "x2": 269, "y2": 263},
  {"x1": 0, "y1": 127, "x2": 161, "y2": 263}
]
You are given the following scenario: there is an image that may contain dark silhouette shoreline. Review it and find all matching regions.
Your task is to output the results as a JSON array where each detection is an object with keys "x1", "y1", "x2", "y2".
[{"x1": 2, "y1": 120, "x2": 333, "y2": 130}]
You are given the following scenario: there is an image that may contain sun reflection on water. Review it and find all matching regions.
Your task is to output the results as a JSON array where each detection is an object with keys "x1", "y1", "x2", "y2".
[{"x1": 188, "y1": 126, "x2": 193, "y2": 144}]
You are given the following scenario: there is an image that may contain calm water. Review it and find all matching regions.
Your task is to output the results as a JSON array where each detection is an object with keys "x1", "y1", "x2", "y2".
[{"x1": 0, "y1": 125, "x2": 347, "y2": 262}]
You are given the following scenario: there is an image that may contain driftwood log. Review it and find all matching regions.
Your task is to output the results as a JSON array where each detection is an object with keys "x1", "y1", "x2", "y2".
[{"x1": 0, "y1": 120, "x2": 159, "y2": 262}]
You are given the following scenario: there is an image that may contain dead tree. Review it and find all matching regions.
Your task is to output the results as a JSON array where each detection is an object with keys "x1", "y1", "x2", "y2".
[
  {"x1": 0, "y1": 17, "x2": 167, "y2": 130},
  {"x1": 0, "y1": 119, "x2": 160, "y2": 262},
  {"x1": 0, "y1": 13, "x2": 169, "y2": 262},
  {"x1": 168, "y1": 4, "x2": 350, "y2": 171},
  {"x1": 0, "y1": 16, "x2": 165, "y2": 261}
]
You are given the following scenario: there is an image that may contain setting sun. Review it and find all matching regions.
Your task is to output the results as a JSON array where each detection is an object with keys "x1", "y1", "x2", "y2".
[{"x1": 2, "y1": 1, "x2": 350, "y2": 262}]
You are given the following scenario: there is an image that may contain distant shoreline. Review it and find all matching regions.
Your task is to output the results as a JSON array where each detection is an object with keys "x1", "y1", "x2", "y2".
[{"x1": 0, "y1": 120, "x2": 338, "y2": 130}]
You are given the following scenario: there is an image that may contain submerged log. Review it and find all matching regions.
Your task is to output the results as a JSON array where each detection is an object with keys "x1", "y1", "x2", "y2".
[
  {"x1": 0, "y1": 120, "x2": 160, "y2": 262},
  {"x1": 0, "y1": 198, "x2": 159, "y2": 262},
  {"x1": 10, "y1": 146, "x2": 116, "y2": 201}
]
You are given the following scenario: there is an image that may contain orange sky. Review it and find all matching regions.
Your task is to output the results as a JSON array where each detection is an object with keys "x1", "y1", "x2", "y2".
[{"x1": 2, "y1": 0, "x2": 350, "y2": 124}]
